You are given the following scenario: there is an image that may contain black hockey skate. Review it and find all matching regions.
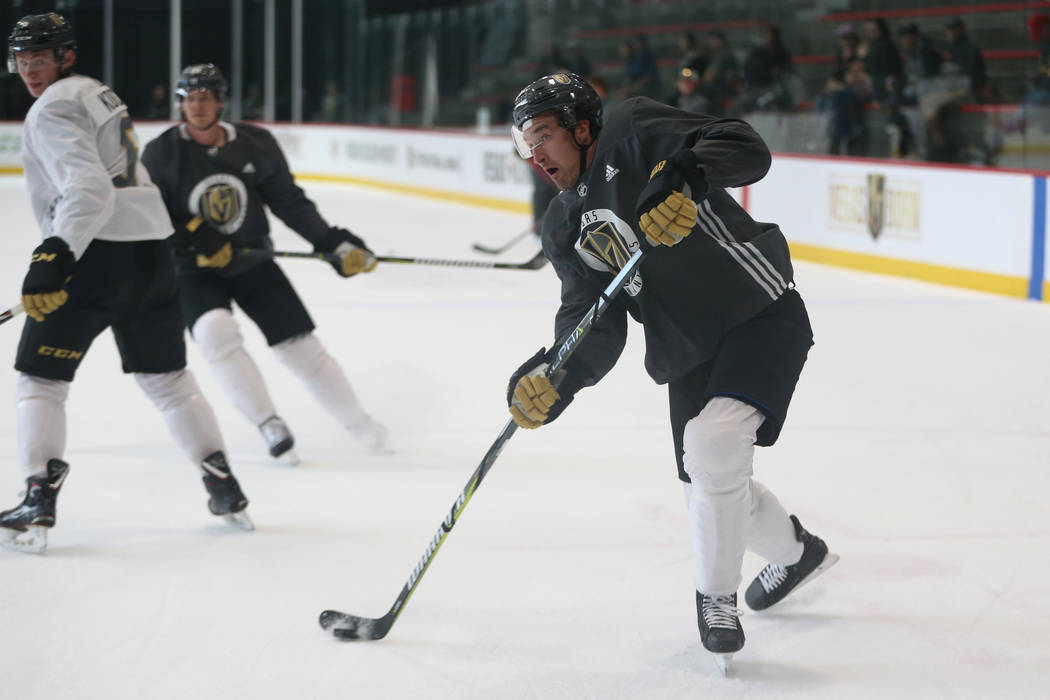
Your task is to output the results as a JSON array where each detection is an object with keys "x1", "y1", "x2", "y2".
[
  {"x1": 744, "y1": 514, "x2": 839, "y2": 611},
  {"x1": 259, "y1": 415, "x2": 299, "y2": 465},
  {"x1": 0, "y1": 459, "x2": 70, "y2": 554},
  {"x1": 200, "y1": 452, "x2": 254, "y2": 530},
  {"x1": 697, "y1": 591, "x2": 744, "y2": 676}
]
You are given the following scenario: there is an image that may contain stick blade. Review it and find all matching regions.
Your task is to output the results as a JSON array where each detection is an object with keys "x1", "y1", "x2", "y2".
[
  {"x1": 471, "y1": 243, "x2": 503, "y2": 255},
  {"x1": 319, "y1": 609, "x2": 390, "y2": 640}
]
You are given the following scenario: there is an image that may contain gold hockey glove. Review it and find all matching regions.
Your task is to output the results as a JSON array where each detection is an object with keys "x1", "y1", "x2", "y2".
[
  {"x1": 334, "y1": 242, "x2": 378, "y2": 276},
  {"x1": 635, "y1": 150, "x2": 708, "y2": 247},
  {"x1": 185, "y1": 217, "x2": 233, "y2": 268},
  {"x1": 506, "y1": 347, "x2": 584, "y2": 429},
  {"x1": 318, "y1": 227, "x2": 377, "y2": 277}
]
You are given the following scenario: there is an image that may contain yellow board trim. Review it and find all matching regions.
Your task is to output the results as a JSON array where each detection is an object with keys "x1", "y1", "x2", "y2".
[
  {"x1": 295, "y1": 172, "x2": 532, "y2": 215},
  {"x1": 788, "y1": 241, "x2": 1030, "y2": 299}
]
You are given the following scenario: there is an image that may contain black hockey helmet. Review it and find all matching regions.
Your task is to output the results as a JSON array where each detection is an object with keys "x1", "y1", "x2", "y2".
[
  {"x1": 7, "y1": 13, "x2": 76, "y2": 74},
  {"x1": 176, "y1": 63, "x2": 228, "y2": 102},
  {"x1": 511, "y1": 72, "x2": 603, "y2": 159}
]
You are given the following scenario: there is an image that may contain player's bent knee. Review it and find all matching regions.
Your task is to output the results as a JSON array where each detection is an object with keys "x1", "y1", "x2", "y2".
[
  {"x1": 681, "y1": 398, "x2": 763, "y2": 492},
  {"x1": 192, "y1": 308, "x2": 244, "y2": 363},
  {"x1": 272, "y1": 332, "x2": 326, "y2": 373},
  {"x1": 134, "y1": 369, "x2": 198, "y2": 409}
]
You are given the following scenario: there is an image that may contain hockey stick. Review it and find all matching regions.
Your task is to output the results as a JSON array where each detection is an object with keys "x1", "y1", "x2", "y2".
[
  {"x1": 319, "y1": 247, "x2": 646, "y2": 640},
  {"x1": 0, "y1": 302, "x2": 24, "y2": 328},
  {"x1": 471, "y1": 224, "x2": 535, "y2": 255},
  {"x1": 246, "y1": 248, "x2": 548, "y2": 271}
]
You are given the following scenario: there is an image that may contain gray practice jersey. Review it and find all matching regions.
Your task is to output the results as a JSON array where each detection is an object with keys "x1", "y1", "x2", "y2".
[
  {"x1": 541, "y1": 97, "x2": 794, "y2": 387},
  {"x1": 21, "y1": 74, "x2": 172, "y2": 259}
]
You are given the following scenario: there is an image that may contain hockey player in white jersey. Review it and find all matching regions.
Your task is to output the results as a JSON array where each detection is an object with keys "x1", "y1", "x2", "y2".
[{"x1": 0, "y1": 13, "x2": 253, "y2": 554}]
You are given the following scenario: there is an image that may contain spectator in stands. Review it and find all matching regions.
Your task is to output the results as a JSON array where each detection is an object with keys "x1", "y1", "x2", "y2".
[
  {"x1": 895, "y1": 23, "x2": 943, "y2": 159},
  {"x1": 700, "y1": 30, "x2": 740, "y2": 115},
  {"x1": 989, "y1": 12, "x2": 1050, "y2": 161},
  {"x1": 823, "y1": 58, "x2": 873, "y2": 156},
  {"x1": 1025, "y1": 12, "x2": 1050, "y2": 105},
  {"x1": 666, "y1": 62, "x2": 709, "y2": 114},
  {"x1": 832, "y1": 23, "x2": 861, "y2": 82},
  {"x1": 944, "y1": 18, "x2": 992, "y2": 103},
  {"x1": 738, "y1": 24, "x2": 796, "y2": 113},
  {"x1": 146, "y1": 83, "x2": 169, "y2": 119},
  {"x1": 677, "y1": 31, "x2": 707, "y2": 75},
  {"x1": 620, "y1": 34, "x2": 661, "y2": 100},
  {"x1": 897, "y1": 23, "x2": 942, "y2": 107},
  {"x1": 861, "y1": 18, "x2": 902, "y2": 103}
]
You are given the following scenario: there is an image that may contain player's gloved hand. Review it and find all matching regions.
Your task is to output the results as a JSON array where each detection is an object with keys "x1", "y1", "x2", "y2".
[
  {"x1": 506, "y1": 347, "x2": 577, "y2": 429},
  {"x1": 635, "y1": 149, "x2": 707, "y2": 248},
  {"x1": 317, "y1": 227, "x2": 377, "y2": 277},
  {"x1": 185, "y1": 217, "x2": 233, "y2": 268},
  {"x1": 22, "y1": 236, "x2": 75, "y2": 322}
]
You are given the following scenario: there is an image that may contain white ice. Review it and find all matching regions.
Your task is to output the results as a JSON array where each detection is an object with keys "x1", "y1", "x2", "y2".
[{"x1": 0, "y1": 175, "x2": 1048, "y2": 699}]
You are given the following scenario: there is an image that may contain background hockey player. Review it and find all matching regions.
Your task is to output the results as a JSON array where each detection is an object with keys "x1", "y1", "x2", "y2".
[
  {"x1": 505, "y1": 73, "x2": 838, "y2": 672},
  {"x1": 141, "y1": 64, "x2": 389, "y2": 464},
  {"x1": 0, "y1": 14, "x2": 252, "y2": 553}
]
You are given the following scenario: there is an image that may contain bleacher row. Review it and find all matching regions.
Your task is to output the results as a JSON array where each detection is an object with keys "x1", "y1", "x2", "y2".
[{"x1": 467, "y1": 0, "x2": 1048, "y2": 162}]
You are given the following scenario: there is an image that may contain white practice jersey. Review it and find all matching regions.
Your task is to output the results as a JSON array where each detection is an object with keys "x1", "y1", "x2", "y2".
[{"x1": 21, "y1": 74, "x2": 173, "y2": 259}]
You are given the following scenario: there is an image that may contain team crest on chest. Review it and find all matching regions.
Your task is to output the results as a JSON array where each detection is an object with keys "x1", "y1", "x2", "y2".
[
  {"x1": 576, "y1": 208, "x2": 644, "y2": 296},
  {"x1": 188, "y1": 173, "x2": 248, "y2": 233}
]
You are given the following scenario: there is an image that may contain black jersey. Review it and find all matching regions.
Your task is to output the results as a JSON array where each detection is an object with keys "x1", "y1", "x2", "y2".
[
  {"x1": 141, "y1": 122, "x2": 331, "y2": 275},
  {"x1": 542, "y1": 97, "x2": 795, "y2": 387}
]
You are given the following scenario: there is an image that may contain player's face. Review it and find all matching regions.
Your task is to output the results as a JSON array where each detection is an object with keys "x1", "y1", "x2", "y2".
[
  {"x1": 181, "y1": 90, "x2": 223, "y2": 130},
  {"x1": 14, "y1": 49, "x2": 67, "y2": 98},
  {"x1": 524, "y1": 114, "x2": 590, "y2": 191}
]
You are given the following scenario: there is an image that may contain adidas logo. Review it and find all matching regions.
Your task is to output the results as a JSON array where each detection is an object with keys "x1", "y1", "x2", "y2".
[
  {"x1": 242, "y1": 162, "x2": 256, "y2": 174},
  {"x1": 604, "y1": 164, "x2": 619, "y2": 182}
]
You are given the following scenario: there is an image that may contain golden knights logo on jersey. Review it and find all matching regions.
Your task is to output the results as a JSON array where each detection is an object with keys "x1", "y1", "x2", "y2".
[
  {"x1": 581, "y1": 221, "x2": 631, "y2": 270},
  {"x1": 201, "y1": 184, "x2": 238, "y2": 225},
  {"x1": 188, "y1": 173, "x2": 249, "y2": 233},
  {"x1": 576, "y1": 208, "x2": 644, "y2": 296}
]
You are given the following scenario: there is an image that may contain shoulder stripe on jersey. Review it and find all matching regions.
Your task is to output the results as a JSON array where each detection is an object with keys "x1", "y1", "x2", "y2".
[
  {"x1": 694, "y1": 202, "x2": 783, "y2": 300},
  {"x1": 700, "y1": 199, "x2": 787, "y2": 292}
]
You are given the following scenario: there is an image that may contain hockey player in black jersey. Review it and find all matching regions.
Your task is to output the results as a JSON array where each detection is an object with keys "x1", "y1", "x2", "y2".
[
  {"x1": 141, "y1": 64, "x2": 389, "y2": 463},
  {"x1": 505, "y1": 73, "x2": 838, "y2": 674}
]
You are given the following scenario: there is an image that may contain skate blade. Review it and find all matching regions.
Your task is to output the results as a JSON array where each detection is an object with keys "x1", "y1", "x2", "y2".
[
  {"x1": 222, "y1": 511, "x2": 255, "y2": 531},
  {"x1": 713, "y1": 653, "x2": 733, "y2": 677},
  {"x1": 0, "y1": 525, "x2": 48, "y2": 554}
]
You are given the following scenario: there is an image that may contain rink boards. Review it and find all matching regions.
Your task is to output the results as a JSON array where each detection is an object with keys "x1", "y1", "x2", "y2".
[{"x1": 1, "y1": 119, "x2": 1048, "y2": 300}]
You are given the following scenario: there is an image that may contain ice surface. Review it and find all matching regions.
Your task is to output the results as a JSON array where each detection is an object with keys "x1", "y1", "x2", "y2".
[{"x1": 1, "y1": 175, "x2": 1048, "y2": 698}]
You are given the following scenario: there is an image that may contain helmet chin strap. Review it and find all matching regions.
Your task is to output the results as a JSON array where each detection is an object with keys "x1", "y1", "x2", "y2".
[{"x1": 568, "y1": 125, "x2": 595, "y2": 189}]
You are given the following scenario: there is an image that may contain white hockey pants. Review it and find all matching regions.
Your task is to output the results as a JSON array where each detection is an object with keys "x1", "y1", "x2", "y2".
[{"x1": 682, "y1": 397, "x2": 803, "y2": 596}]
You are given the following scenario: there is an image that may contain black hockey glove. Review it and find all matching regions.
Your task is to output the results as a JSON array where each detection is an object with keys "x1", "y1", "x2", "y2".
[
  {"x1": 22, "y1": 236, "x2": 75, "y2": 322},
  {"x1": 506, "y1": 347, "x2": 583, "y2": 429},
  {"x1": 184, "y1": 217, "x2": 233, "y2": 269},
  {"x1": 316, "y1": 227, "x2": 377, "y2": 277},
  {"x1": 635, "y1": 149, "x2": 707, "y2": 248}
]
